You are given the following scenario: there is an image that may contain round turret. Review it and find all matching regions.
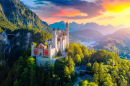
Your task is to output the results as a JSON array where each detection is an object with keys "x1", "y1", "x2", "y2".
[{"x1": 65, "y1": 22, "x2": 69, "y2": 31}]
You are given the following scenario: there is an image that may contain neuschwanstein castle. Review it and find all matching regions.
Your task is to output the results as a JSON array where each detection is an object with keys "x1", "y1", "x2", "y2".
[{"x1": 31, "y1": 22, "x2": 69, "y2": 59}]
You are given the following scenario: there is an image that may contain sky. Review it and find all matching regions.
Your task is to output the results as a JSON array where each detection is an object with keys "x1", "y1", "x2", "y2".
[{"x1": 20, "y1": 0, "x2": 130, "y2": 26}]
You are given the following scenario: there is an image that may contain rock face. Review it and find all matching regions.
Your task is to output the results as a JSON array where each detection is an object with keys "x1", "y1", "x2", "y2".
[{"x1": 0, "y1": 0, "x2": 52, "y2": 32}]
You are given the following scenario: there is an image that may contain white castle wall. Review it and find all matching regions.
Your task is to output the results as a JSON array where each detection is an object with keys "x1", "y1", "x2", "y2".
[
  {"x1": 36, "y1": 56, "x2": 56, "y2": 66},
  {"x1": 51, "y1": 48, "x2": 56, "y2": 57},
  {"x1": 36, "y1": 55, "x2": 66, "y2": 66}
]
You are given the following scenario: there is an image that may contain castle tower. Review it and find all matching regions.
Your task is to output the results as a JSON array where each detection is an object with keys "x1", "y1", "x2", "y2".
[
  {"x1": 58, "y1": 28, "x2": 61, "y2": 35},
  {"x1": 52, "y1": 28, "x2": 57, "y2": 49},
  {"x1": 66, "y1": 22, "x2": 69, "y2": 47},
  {"x1": 48, "y1": 44, "x2": 52, "y2": 59},
  {"x1": 31, "y1": 43, "x2": 34, "y2": 56},
  {"x1": 60, "y1": 37, "x2": 63, "y2": 53}
]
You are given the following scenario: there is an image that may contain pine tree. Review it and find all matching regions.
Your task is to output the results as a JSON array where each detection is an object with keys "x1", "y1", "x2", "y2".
[
  {"x1": 57, "y1": 49, "x2": 62, "y2": 56},
  {"x1": 92, "y1": 61, "x2": 99, "y2": 74},
  {"x1": 65, "y1": 45, "x2": 69, "y2": 52},
  {"x1": 74, "y1": 54, "x2": 81, "y2": 65}
]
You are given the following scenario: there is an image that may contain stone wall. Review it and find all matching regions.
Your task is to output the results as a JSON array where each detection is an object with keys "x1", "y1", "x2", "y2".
[{"x1": 36, "y1": 55, "x2": 65, "y2": 66}]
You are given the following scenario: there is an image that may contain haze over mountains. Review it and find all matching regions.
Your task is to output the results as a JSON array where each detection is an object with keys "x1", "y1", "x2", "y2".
[
  {"x1": 70, "y1": 29, "x2": 104, "y2": 41},
  {"x1": 106, "y1": 28, "x2": 130, "y2": 45},
  {"x1": 50, "y1": 21, "x2": 127, "y2": 35}
]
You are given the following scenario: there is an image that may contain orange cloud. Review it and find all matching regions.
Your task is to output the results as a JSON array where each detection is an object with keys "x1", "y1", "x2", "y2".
[
  {"x1": 52, "y1": 9, "x2": 87, "y2": 17},
  {"x1": 102, "y1": 0, "x2": 130, "y2": 12}
]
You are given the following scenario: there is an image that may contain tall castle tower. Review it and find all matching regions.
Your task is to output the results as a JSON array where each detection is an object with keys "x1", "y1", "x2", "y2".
[
  {"x1": 66, "y1": 22, "x2": 69, "y2": 47},
  {"x1": 52, "y1": 28, "x2": 57, "y2": 49}
]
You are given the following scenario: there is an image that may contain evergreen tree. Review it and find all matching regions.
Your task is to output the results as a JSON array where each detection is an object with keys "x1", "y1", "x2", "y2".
[
  {"x1": 13, "y1": 80, "x2": 19, "y2": 86},
  {"x1": 74, "y1": 54, "x2": 81, "y2": 65},
  {"x1": 65, "y1": 45, "x2": 69, "y2": 52},
  {"x1": 86, "y1": 62, "x2": 91, "y2": 71},
  {"x1": 64, "y1": 65, "x2": 70, "y2": 78},
  {"x1": 57, "y1": 49, "x2": 62, "y2": 56},
  {"x1": 92, "y1": 61, "x2": 99, "y2": 74}
]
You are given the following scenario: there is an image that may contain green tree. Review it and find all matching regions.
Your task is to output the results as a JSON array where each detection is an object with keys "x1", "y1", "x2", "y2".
[
  {"x1": 68, "y1": 49, "x2": 73, "y2": 57},
  {"x1": 44, "y1": 42, "x2": 47, "y2": 46},
  {"x1": 65, "y1": 57, "x2": 68, "y2": 62},
  {"x1": 27, "y1": 56, "x2": 35, "y2": 67},
  {"x1": 92, "y1": 74, "x2": 99, "y2": 84},
  {"x1": 74, "y1": 54, "x2": 81, "y2": 65},
  {"x1": 64, "y1": 65, "x2": 70, "y2": 77},
  {"x1": 13, "y1": 80, "x2": 19, "y2": 86},
  {"x1": 103, "y1": 77, "x2": 113, "y2": 86},
  {"x1": 66, "y1": 57, "x2": 75, "y2": 75},
  {"x1": 87, "y1": 82, "x2": 98, "y2": 86},
  {"x1": 20, "y1": 67, "x2": 30, "y2": 86},
  {"x1": 81, "y1": 80, "x2": 88, "y2": 86},
  {"x1": 86, "y1": 62, "x2": 91, "y2": 71},
  {"x1": 30, "y1": 66, "x2": 36, "y2": 86},
  {"x1": 57, "y1": 49, "x2": 62, "y2": 56},
  {"x1": 92, "y1": 61, "x2": 99, "y2": 74},
  {"x1": 32, "y1": 42, "x2": 37, "y2": 47},
  {"x1": 98, "y1": 63, "x2": 105, "y2": 85},
  {"x1": 65, "y1": 45, "x2": 69, "y2": 52},
  {"x1": 79, "y1": 79, "x2": 83, "y2": 86}
]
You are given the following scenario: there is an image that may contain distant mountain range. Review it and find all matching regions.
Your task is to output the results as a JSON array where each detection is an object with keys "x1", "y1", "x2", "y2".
[
  {"x1": 0, "y1": 0, "x2": 52, "y2": 32},
  {"x1": 50, "y1": 21, "x2": 128, "y2": 35},
  {"x1": 106, "y1": 28, "x2": 130, "y2": 45},
  {"x1": 70, "y1": 29, "x2": 104, "y2": 41}
]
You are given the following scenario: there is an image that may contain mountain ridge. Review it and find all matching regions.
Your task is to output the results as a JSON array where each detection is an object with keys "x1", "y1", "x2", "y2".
[
  {"x1": 70, "y1": 29, "x2": 104, "y2": 41},
  {"x1": 106, "y1": 28, "x2": 130, "y2": 45},
  {"x1": 50, "y1": 21, "x2": 127, "y2": 35},
  {"x1": 0, "y1": 0, "x2": 52, "y2": 32}
]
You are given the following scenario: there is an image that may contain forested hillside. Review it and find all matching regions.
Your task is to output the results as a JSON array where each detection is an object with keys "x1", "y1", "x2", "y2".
[
  {"x1": 107, "y1": 28, "x2": 130, "y2": 45},
  {"x1": 0, "y1": 0, "x2": 52, "y2": 32},
  {"x1": 1, "y1": 43, "x2": 130, "y2": 86},
  {"x1": 94, "y1": 38, "x2": 130, "y2": 59}
]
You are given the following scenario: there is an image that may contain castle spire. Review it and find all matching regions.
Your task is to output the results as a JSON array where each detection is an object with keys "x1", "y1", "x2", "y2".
[{"x1": 66, "y1": 22, "x2": 69, "y2": 31}]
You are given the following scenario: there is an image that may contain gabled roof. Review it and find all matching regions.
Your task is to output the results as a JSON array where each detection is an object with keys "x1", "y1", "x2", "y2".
[{"x1": 37, "y1": 43, "x2": 45, "y2": 48}]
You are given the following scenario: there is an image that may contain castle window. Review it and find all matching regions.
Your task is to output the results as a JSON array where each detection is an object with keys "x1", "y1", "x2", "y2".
[
  {"x1": 34, "y1": 49, "x2": 38, "y2": 55},
  {"x1": 45, "y1": 50, "x2": 48, "y2": 56}
]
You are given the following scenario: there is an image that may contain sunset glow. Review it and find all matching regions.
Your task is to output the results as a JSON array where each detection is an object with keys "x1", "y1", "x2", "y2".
[{"x1": 20, "y1": 0, "x2": 130, "y2": 26}]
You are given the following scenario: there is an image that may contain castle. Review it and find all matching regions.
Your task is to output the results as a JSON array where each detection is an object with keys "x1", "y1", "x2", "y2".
[{"x1": 31, "y1": 22, "x2": 69, "y2": 59}]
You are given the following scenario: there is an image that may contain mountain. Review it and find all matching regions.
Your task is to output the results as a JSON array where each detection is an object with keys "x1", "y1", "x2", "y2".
[
  {"x1": 50, "y1": 21, "x2": 126, "y2": 35},
  {"x1": 94, "y1": 38, "x2": 130, "y2": 58},
  {"x1": 106, "y1": 28, "x2": 130, "y2": 45},
  {"x1": 70, "y1": 29, "x2": 104, "y2": 41},
  {"x1": 0, "y1": 0, "x2": 52, "y2": 32},
  {"x1": 69, "y1": 34, "x2": 81, "y2": 44},
  {"x1": 94, "y1": 38, "x2": 126, "y2": 49}
]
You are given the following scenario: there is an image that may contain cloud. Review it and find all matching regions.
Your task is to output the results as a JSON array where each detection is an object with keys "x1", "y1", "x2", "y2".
[
  {"x1": 97, "y1": 16, "x2": 115, "y2": 20},
  {"x1": 27, "y1": 4, "x2": 62, "y2": 18},
  {"x1": 101, "y1": 0, "x2": 130, "y2": 12},
  {"x1": 34, "y1": 0, "x2": 105, "y2": 19}
]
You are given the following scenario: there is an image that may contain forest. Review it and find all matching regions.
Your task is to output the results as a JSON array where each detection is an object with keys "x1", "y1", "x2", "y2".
[{"x1": 0, "y1": 42, "x2": 130, "y2": 86}]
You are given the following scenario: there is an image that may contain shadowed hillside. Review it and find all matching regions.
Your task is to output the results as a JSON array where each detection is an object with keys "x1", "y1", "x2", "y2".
[{"x1": 0, "y1": 0, "x2": 52, "y2": 32}]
